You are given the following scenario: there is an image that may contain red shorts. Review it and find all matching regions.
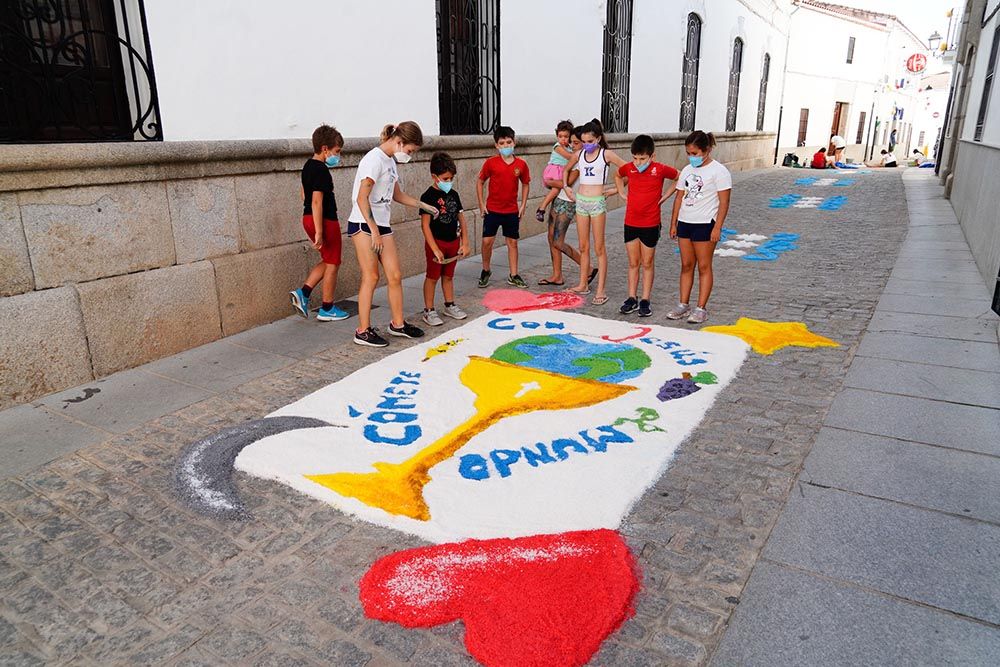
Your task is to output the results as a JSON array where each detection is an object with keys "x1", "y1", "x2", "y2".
[
  {"x1": 425, "y1": 239, "x2": 461, "y2": 280},
  {"x1": 302, "y1": 215, "x2": 342, "y2": 265}
]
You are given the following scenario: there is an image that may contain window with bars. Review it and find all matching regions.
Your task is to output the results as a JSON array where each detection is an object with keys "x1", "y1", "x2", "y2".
[
  {"x1": 846, "y1": 36, "x2": 856, "y2": 64},
  {"x1": 756, "y1": 53, "x2": 770, "y2": 131},
  {"x1": 856, "y1": 110, "x2": 867, "y2": 144},
  {"x1": 435, "y1": 0, "x2": 501, "y2": 136},
  {"x1": 679, "y1": 13, "x2": 701, "y2": 132},
  {"x1": 797, "y1": 108, "x2": 809, "y2": 146},
  {"x1": 974, "y1": 22, "x2": 999, "y2": 141},
  {"x1": 601, "y1": 0, "x2": 634, "y2": 133},
  {"x1": 725, "y1": 38, "x2": 744, "y2": 132},
  {"x1": 918, "y1": 130, "x2": 925, "y2": 146}
]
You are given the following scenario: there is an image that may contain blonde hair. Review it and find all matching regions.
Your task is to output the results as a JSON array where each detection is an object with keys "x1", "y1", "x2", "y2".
[{"x1": 380, "y1": 121, "x2": 424, "y2": 146}]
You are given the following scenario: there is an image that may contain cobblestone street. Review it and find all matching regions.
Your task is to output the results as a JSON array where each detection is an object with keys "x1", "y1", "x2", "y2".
[{"x1": 1, "y1": 167, "x2": 997, "y2": 666}]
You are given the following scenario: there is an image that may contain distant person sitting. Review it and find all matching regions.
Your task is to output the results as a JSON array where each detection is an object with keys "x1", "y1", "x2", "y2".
[
  {"x1": 866, "y1": 149, "x2": 897, "y2": 168},
  {"x1": 912, "y1": 150, "x2": 928, "y2": 166},
  {"x1": 811, "y1": 147, "x2": 832, "y2": 169}
]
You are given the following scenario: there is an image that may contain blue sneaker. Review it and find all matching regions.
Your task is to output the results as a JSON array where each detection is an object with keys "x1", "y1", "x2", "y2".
[
  {"x1": 316, "y1": 305, "x2": 349, "y2": 322},
  {"x1": 290, "y1": 288, "x2": 309, "y2": 318}
]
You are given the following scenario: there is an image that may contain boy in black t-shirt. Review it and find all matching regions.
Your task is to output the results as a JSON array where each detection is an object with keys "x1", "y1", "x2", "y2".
[
  {"x1": 290, "y1": 124, "x2": 348, "y2": 321},
  {"x1": 420, "y1": 152, "x2": 469, "y2": 326}
]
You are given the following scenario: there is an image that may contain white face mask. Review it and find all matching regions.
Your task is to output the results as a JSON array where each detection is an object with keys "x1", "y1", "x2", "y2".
[{"x1": 393, "y1": 152, "x2": 411, "y2": 164}]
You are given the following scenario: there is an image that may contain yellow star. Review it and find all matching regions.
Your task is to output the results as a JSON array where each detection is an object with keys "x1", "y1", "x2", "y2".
[{"x1": 703, "y1": 318, "x2": 839, "y2": 355}]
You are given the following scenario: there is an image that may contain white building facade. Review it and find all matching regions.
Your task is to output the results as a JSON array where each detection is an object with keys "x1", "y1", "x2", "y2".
[
  {"x1": 777, "y1": 0, "x2": 946, "y2": 163},
  {"x1": 138, "y1": 0, "x2": 790, "y2": 142}
]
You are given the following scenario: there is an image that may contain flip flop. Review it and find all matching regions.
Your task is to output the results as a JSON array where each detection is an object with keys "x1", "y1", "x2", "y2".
[
  {"x1": 537, "y1": 278, "x2": 565, "y2": 286},
  {"x1": 588, "y1": 268, "x2": 599, "y2": 284},
  {"x1": 592, "y1": 295, "x2": 609, "y2": 305},
  {"x1": 565, "y1": 287, "x2": 591, "y2": 296}
]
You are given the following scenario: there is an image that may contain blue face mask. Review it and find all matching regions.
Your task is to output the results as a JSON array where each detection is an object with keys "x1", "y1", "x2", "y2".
[
  {"x1": 635, "y1": 161, "x2": 651, "y2": 173},
  {"x1": 325, "y1": 154, "x2": 341, "y2": 168},
  {"x1": 438, "y1": 180, "x2": 453, "y2": 193},
  {"x1": 498, "y1": 146, "x2": 514, "y2": 157},
  {"x1": 583, "y1": 142, "x2": 600, "y2": 152},
  {"x1": 688, "y1": 155, "x2": 704, "y2": 168}
]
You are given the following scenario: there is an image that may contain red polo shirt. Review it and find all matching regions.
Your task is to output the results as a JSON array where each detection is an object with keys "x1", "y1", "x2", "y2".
[
  {"x1": 617, "y1": 161, "x2": 679, "y2": 227},
  {"x1": 478, "y1": 155, "x2": 530, "y2": 214}
]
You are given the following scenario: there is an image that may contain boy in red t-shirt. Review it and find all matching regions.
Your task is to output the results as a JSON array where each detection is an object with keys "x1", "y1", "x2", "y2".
[
  {"x1": 476, "y1": 125, "x2": 531, "y2": 289},
  {"x1": 613, "y1": 135, "x2": 679, "y2": 317}
]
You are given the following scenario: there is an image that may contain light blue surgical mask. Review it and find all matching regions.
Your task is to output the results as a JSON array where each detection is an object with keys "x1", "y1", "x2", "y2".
[
  {"x1": 635, "y1": 161, "x2": 651, "y2": 173},
  {"x1": 583, "y1": 142, "x2": 599, "y2": 152},
  {"x1": 688, "y1": 155, "x2": 704, "y2": 168},
  {"x1": 438, "y1": 180, "x2": 453, "y2": 193},
  {"x1": 498, "y1": 146, "x2": 514, "y2": 157},
  {"x1": 325, "y1": 154, "x2": 341, "y2": 168}
]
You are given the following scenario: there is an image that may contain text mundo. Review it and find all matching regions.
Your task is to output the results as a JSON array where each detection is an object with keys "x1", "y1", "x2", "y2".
[{"x1": 362, "y1": 371, "x2": 422, "y2": 446}]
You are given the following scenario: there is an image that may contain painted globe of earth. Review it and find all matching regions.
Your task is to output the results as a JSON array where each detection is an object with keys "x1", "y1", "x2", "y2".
[{"x1": 491, "y1": 334, "x2": 651, "y2": 384}]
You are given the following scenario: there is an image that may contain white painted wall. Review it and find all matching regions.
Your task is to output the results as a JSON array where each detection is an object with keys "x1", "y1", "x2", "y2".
[
  {"x1": 962, "y1": 1, "x2": 1000, "y2": 145},
  {"x1": 144, "y1": 0, "x2": 439, "y2": 141},
  {"x1": 499, "y1": 0, "x2": 604, "y2": 135}
]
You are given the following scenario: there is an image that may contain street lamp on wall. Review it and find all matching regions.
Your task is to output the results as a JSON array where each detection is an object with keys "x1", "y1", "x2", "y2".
[{"x1": 928, "y1": 31, "x2": 942, "y2": 51}]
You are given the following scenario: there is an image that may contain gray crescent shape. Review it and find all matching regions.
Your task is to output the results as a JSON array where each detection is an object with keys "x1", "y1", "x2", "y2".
[{"x1": 174, "y1": 416, "x2": 332, "y2": 521}]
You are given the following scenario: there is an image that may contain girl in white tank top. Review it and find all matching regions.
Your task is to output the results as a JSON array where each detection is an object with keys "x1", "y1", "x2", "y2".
[{"x1": 561, "y1": 118, "x2": 627, "y2": 305}]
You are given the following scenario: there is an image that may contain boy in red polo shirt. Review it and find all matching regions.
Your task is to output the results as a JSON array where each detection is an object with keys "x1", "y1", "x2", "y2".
[
  {"x1": 476, "y1": 125, "x2": 531, "y2": 289},
  {"x1": 613, "y1": 135, "x2": 679, "y2": 317}
]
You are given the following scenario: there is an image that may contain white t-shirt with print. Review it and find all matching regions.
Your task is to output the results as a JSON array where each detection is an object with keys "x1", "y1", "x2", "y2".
[
  {"x1": 831, "y1": 135, "x2": 846, "y2": 149},
  {"x1": 349, "y1": 147, "x2": 398, "y2": 226},
  {"x1": 676, "y1": 159, "x2": 732, "y2": 224}
]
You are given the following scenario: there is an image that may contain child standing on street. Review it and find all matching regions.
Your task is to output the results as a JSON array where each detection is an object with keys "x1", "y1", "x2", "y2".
[
  {"x1": 420, "y1": 152, "x2": 469, "y2": 326},
  {"x1": 668, "y1": 131, "x2": 732, "y2": 324},
  {"x1": 534, "y1": 120, "x2": 575, "y2": 222},
  {"x1": 348, "y1": 121, "x2": 440, "y2": 347},
  {"x1": 562, "y1": 118, "x2": 627, "y2": 304},
  {"x1": 290, "y1": 124, "x2": 349, "y2": 322},
  {"x1": 539, "y1": 126, "x2": 584, "y2": 286},
  {"x1": 477, "y1": 125, "x2": 531, "y2": 289},
  {"x1": 613, "y1": 134, "x2": 678, "y2": 317}
]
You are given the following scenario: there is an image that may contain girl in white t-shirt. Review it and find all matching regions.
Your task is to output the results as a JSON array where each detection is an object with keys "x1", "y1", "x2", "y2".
[
  {"x1": 349, "y1": 121, "x2": 440, "y2": 348},
  {"x1": 561, "y1": 118, "x2": 627, "y2": 305},
  {"x1": 668, "y1": 131, "x2": 732, "y2": 324}
]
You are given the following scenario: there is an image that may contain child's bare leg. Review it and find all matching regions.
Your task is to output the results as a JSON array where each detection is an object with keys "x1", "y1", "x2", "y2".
[
  {"x1": 539, "y1": 183, "x2": 562, "y2": 211},
  {"x1": 544, "y1": 217, "x2": 563, "y2": 283},
  {"x1": 678, "y1": 239, "x2": 696, "y2": 304},
  {"x1": 304, "y1": 261, "x2": 325, "y2": 288},
  {"x1": 321, "y1": 263, "x2": 338, "y2": 303},
  {"x1": 592, "y1": 213, "x2": 608, "y2": 299},
  {"x1": 506, "y1": 237, "x2": 519, "y2": 277},
  {"x1": 625, "y1": 239, "x2": 641, "y2": 297},
  {"x1": 423, "y1": 277, "x2": 436, "y2": 310},
  {"x1": 571, "y1": 215, "x2": 592, "y2": 292},
  {"x1": 352, "y1": 234, "x2": 380, "y2": 331},
  {"x1": 692, "y1": 241, "x2": 716, "y2": 308},
  {"x1": 482, "y1": 235, "x2": 496, "y2": 271},
  {"x1": 380, "y1": 237, "x2": 405, "y2": 327},
  {"x1": 640, "y1": 243, "x2": 656, "y2": 301},
  {"x1": 441, "y1": 276, "x2": 455, "y2": 303}
]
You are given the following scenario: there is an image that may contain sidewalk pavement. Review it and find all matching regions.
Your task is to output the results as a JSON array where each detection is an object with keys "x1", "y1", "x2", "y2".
[
  {"x1": 0, "y1": 167, "x2": 997, "y2": 666},
  {"x1": 713, "y1": 169, "x2": 1000, "y2": 665}
]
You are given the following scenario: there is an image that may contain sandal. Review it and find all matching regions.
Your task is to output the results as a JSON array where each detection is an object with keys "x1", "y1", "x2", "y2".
[
  {"x1": 592, "y1": 295, "x2": 609, "y2": 306},
  {"x1": 565, "y1": 286, "x2": 591, "y2": 296},
  {"x1": 535, "y1": 209, "x2": 546, "y2": 222},
  {"x1": 538, "y1": 278, "x2": 565, "y2": 286}
]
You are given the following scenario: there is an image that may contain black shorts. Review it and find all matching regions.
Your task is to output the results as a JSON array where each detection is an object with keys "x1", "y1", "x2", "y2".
[
  {"x1": 482, "y1": 212, "x2": 520, "y2": 239},
  {"x1": 624, "y1": 224, "x2": 661, "y2": 248},
  {"x1": 676, "y1": 220, "x2": 716, "y2": 242},
  {"x1": 347, "y1": 221, "x2": 393, "y2": 237}
]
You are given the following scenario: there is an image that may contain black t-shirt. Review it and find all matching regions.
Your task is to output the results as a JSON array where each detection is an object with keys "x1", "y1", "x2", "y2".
[
  {"x1": 301, "y1": 159, "x2": 338, "y2": 220},
  {"x1": 419, "y1": 186, "x2": 463, "y2": 241}
]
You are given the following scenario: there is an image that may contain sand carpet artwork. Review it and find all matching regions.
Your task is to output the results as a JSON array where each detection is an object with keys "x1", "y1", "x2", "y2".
[
  {"x1": 674, "y1": 228, "x2": 799, "y2": 261},
  {"x1": 703, "y1": 317, "x2": 839, "y2": 355}
]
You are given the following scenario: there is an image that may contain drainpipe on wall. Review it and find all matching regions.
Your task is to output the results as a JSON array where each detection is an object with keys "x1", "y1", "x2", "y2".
[{"x1": 774, "y1": 1, "x2": 801, "y2": 164}]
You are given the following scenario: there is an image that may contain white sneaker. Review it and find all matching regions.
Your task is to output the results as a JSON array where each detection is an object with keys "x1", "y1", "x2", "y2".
[
  {"x1": 666, "y1": 303, "x2": 691, "y2": 320},
  {"x1": 442, "y1": 303, "x2": 467, "y2": 320},
  {"x1": 687, "y1": 307, "x2": 708, "y2": 324},
  {"x1": 422, "y1": 309, "x2": 444, "y2": 326}
]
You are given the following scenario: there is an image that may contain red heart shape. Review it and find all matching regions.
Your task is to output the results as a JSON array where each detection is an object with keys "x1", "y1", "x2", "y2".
[
  {"x1": 359, "y1": 530, "x2": 639, "y2": 667},
  {"x1": 482, "y1": 289, "x2": 584, "y2": 315}
]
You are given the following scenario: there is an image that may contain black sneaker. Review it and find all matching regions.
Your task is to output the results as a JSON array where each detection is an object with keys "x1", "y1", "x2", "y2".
[
  {"x1": 638, "y1": 300, "x2": 652, "y2": 317},
  {"x1": 478, "y1": 269, "x2": 491, "y2": 288},
  {"x1": 388, "y1": 321, "x2": 425, "y2": 338},
  {"x1": 354, "y1": 327, "x2": 388, "y2": 347},
  {"x1": 620, "y1": 297, "x2": 639, "y2": 314}
]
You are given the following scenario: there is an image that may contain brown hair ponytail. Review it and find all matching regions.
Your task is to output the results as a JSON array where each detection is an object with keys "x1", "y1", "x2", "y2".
[
  {"x1": 583, "y1": 117, "x2": 608, "y2": 148},
  {"x1": 685, "y1": 130, "x2": 716, "y2": 151},
  {"x1": 380, "y1": 121, "x2": 424, "y2": 146}
]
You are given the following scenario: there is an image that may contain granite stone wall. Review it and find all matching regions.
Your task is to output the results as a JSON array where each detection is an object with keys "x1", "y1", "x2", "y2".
[{"x1": 0, "y1": 131, "x2": 775, "y2": 408}]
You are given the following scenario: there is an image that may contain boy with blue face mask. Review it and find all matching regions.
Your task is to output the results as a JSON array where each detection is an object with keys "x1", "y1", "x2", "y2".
[
  {"x1": 290, "y1": 124, "x2": 349, "y2": 322},
  {"x1": 419, "y1": 152, "x2": 469, "y2": 326},
  {"x1": 476, "y1": 125, "x2": 531, "y2": 289}
]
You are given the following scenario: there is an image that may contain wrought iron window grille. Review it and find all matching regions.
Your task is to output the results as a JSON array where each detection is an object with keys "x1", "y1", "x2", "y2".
[
  {"x1": 600, "y1": 0, "x2": 633, "y2": 134},
  {"x1": 679, "y1": 12, "x2": 701, "y2": 133},
  {"x1": 435, "y1": 0, "x2": 500, "y2": 136},
  {"x1": 726, "y1": 37, "x2": 743, "y2": 132},
  {"x1": 756, "y1": 52, "x2": 769, "y2": 132},
  {"x1": 0, "y1": 0, "x2": 162, "y2": 142}
]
